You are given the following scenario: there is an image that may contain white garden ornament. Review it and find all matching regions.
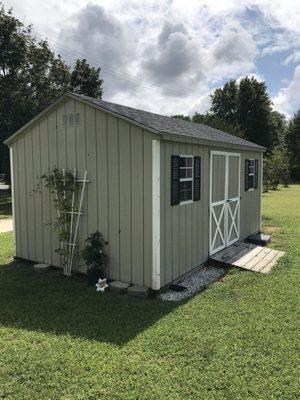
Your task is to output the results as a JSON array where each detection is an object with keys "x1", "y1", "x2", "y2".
[{"x1": 95, "y1": 278, "x2": 108, "y2": 293}]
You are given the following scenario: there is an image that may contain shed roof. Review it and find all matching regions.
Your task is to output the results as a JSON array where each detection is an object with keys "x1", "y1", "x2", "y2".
[
  {"x1": 72, "y1": 93, "x2": 265, "y2": 151},
  {"x1": 5, "y1": 92, "x2": 265, "y2": 151}
]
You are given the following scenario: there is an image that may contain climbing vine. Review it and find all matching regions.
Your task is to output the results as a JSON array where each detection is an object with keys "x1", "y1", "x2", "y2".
[{"x1": 41, "y1": 168, "x2": 79, "y2": 269}]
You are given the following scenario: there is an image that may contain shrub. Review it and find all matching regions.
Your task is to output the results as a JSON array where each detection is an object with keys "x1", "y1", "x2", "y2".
[
  {"x1": 263, "y1": 147, "x2": 290, "y2": 191},
  {"x1": 81, "y1": 231, "x2": 108, "y2": 277}
]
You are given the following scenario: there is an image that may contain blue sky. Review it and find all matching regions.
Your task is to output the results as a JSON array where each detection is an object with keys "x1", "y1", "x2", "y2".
[{"x1": 3, "y1": 0, "x2": 300, "y2": 117}]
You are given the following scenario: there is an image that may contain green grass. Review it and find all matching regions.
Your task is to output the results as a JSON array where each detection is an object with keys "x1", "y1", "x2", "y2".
[
  {"x1": 0, "y1": 186, "x2": 299, "y2": 400},
  {"x1": 0, "y1": 189, "x2": 12, "y2": 219}
]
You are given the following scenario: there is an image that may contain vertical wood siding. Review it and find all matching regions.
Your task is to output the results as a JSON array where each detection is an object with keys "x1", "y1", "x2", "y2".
[
  {"x1": 11, "y1": 99, "x2": 156, "y2": 288},
  {"x1": 10, "y1": 98, "x2": 262, "y2": 289},
  {"x1": 160, "y1": 141, "x2": 262, "y2": 286},
  {"x1": 160, "y1": 140, "x2": 208, "y2": 287}
]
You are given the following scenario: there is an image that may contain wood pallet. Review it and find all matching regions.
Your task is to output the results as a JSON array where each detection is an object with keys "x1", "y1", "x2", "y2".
[{"x1": 209, "y1": 242, "x2": 285, "y2": 273}]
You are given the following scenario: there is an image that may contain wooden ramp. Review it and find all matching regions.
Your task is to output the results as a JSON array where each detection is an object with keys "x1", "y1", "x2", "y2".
[{"x1": 209, "y1": 242, "x2": 285, "y2": 273}]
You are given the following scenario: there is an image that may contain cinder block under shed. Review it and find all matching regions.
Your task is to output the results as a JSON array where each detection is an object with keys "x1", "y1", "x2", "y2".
[
  {"x1": 128, "y1": 285, "x2": 149, "y2": 298},
  {"x1": 33, "y1": 263, "x2": 51, "y2": 273},
  {"x1": 109, "y1": 281, "x2": 130, "y2": 294}
]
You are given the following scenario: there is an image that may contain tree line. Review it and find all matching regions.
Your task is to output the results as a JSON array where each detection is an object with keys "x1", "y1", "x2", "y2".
[{"x1": 173, "y1": 78, "x2": 300, "y2": 190}]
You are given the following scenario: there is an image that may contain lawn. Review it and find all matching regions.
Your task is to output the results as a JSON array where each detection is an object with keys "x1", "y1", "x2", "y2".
[{"x1": 0, "y1": 186, "x2": 299, "y2": 400}]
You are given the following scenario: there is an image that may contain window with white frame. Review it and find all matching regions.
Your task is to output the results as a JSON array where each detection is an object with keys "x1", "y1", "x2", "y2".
[
  {"x1": 179, "y1": 156, "x2": 193, "y2": 203},
  {"x1": 248, "y1": 159, "x2": 255, "y2": 189}
]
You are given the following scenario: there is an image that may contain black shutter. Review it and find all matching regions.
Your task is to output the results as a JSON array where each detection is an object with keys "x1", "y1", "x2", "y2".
[
  {"x1": 245, "y1": 159, "x2": 249, "y2": 191},
  {"x1": 171, "y1": 155, "x2": 180, "y2": 206},
  {"x1": 254, "y1": 159, "x2": 259, "y2": 189},
  {"x1": 193, "y1": 156, "x2": 201, "y2": 201}
]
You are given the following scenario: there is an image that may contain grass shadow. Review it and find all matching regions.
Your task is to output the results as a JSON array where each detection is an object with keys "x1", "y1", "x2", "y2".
[
  {"x1": 0, "y1": 189, "x2": 12, "y2": 219},
  {"x1": 0, "y1": 260, "x2": 178, "y2": 346}
]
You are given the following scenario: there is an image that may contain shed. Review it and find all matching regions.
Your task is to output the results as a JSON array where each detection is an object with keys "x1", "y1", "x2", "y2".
[{"x1": 4, "y1": 92, "x2": 265, "y2": 290}]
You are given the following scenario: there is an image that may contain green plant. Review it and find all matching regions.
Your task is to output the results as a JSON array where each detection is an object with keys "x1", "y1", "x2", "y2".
[
  {"x1": 40, "y1": 168, "x2": 78, "y2": 266},
  {"x1": 81, "y1": 231, "x2": 108, "y2": 276}
]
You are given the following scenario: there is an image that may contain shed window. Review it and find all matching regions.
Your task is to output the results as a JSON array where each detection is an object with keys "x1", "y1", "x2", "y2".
[
  {"x1": 245, "y1": 159, "x2": 258, "y2": 191},
  {"x1": 179, "y1": 156, "x2": 193, "y2": 203},
  {"x1": 171, "y1": 155, "x2": 201, "y2": 205}
]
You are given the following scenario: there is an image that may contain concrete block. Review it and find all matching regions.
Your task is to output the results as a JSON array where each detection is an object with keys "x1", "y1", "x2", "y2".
[
  {"x1": 128, "y1": 285, "x2": 149, "y2": 298},
  {"x1": 33, "y1": 263, "x2": 51, "y2": 273},
  {"x1": 109, "y1": 281, "x2": 130, "y2": 294}
]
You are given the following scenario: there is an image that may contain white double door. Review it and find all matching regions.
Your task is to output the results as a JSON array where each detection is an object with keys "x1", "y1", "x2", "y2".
[{"x1": 210, "y1": 151, "x2": 240, "y2": 255}]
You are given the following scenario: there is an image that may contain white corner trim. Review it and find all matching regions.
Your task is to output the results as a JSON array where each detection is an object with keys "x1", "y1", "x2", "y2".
[
  {"x1": 152, "y1": 139, "x2": 161, "y2": 290},
  {"x1": 9, "y1": 147, "x2": 16, "y2": 256}
]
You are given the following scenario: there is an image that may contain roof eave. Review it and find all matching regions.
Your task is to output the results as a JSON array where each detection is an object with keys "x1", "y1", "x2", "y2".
[{"x1": 159, "y1": 132, "x2": 266, "y2": 152}]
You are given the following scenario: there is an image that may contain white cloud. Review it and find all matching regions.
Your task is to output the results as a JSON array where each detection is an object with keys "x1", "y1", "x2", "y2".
[
  {"x1": 273, "y1": 65, "x2": 300, "y2": 117},
  {"x1": 2, "y1": 0, "x2": 300, "y2": 115},
  {"x1": 283, "y1": 51, "x2": 300, "y2": 66},
  {"x1": 206, "y1": 22, "x2": 257, "y2": 82}
]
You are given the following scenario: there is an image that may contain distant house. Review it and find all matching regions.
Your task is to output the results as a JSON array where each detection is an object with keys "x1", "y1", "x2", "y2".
[{"x1": 4, "y1": 92, "x2": 265, "y2": 290}]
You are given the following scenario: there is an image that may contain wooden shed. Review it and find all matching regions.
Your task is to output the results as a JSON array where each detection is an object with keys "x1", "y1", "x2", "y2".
[{"x1": 5, "y1": 92, "x2": 265, "y2": 290}]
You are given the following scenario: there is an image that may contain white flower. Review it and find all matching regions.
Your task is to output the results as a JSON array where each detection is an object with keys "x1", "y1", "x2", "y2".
[{"x1": 95, "y1": 278, "x2": 108, "y2": 293}]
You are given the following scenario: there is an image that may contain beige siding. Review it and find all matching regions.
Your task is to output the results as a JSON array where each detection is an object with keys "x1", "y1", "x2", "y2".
[
  {"x1": 160, "y1": 140, "x2": 208, "y2": 287},
  {"x1": 10, "y1": 97, "x2": 263, "y2": 289},
  {"x1": 239, "y1": 151, "x2": 263, "y2": 238},
  {"x1": 11, "y1": 99, "x2": 157, "y2": 288},
  {"x1": 160, "y1": 141, "x2": 262, "y2": 286}
]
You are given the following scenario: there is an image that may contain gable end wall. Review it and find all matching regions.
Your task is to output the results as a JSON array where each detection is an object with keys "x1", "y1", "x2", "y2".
[{"x1": 11, "y1": 98, "x2": 158, "y2": 288}]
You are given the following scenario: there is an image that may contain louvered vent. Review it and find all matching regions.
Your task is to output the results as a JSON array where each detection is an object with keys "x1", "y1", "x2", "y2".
[{"x1": 63, "y1": 114, "x2": 80, "y2": 126}]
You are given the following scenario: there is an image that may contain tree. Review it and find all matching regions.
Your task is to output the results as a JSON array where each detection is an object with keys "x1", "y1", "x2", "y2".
[
  {"x1": 0, "y1": 4, "x2": 103, "y2": 182},
  {"x1": 237, "y1": 77, "x2": 273, "y2": 148},
  {"x1": 192, "y1": 113, "x2": 245, "y2": 138},
  {"x1": 70, "y1": 59, "x2": 103, "y2": 99},
  {"x1": 263, "y1": 147, "x2": 290, "y2": 191},
  {"x1": 269, "y1": 111, "x2": 287, "y2": 148},
  {"x1": 172, "y1": 112, "x2": 245, "y2": 138},
  {"x1": 286, "y1": 110, "x2": 300, "y2": 182},
  {"x1": 172, "y1": 114, "x2": 191, "y2": 121},
  {"x1": 210, "y1": 76, "x2": 274, "y2": 149},
  {"x1": 210, "y1": 80, "x2": 238, "y2": 125}
]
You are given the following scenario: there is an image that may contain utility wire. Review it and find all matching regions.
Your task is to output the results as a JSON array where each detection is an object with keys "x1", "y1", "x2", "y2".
[{"x1": 33, "y1": 31, "x2": 202, "y2": 101}]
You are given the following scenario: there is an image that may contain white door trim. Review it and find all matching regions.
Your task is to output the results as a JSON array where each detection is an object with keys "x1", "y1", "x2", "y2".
[
  {"x1": 227, "y1": 153, "x2": 241, "y2": 247},
  {"x1": 9, "y1": 147, "x2": 16, "y2": 256},
  {"x1": 152, "y1": 139, "x2": 161, "y2": 290},
  {"x1": 209, "y1": 151, "x2": 240, "y2": 255}
]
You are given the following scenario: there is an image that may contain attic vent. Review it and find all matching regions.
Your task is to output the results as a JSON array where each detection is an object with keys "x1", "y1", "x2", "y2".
[
  {"x1": 63, "y1": 115, "x2": 68, "y2": 127},
  {"x1": 62, "y1": 114, "x2": 80, "y2": 127},
  {"x1": 75, "y1": 113, "x2": 80, "y2": 125}
]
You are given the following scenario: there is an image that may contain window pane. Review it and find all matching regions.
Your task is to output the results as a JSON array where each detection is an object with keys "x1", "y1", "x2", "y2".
[
  {"x1": 179, "y1": 190, "x2": 186, "y2": 202},
  {"x1": 179, "y1": 181, "x2": 192, "y2": 202},
  {"x1": 186, "y1": 157, "x2": 193, "y2": 167},
  {"x1": 186, "y1": 168, "x2": 193, "y2": 178},
  {"x1": 248, "y1": 175, "x2": 254, "y2": 189},
  {"x1": 180, "y1": 157, "x2": 187, "y2": 167},
  {"x1": 180, "y1": 181, "x2": 186, "y2": 191},
  {"x1": 186, "y1": 190, "x2": 192, "y2": 200},
  {"x1": 180, "y1": 168, "x2": 186, "y2": 178}
]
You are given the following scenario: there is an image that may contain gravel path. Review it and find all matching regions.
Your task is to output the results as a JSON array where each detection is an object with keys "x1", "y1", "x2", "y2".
[
  {"x1": 158, "y1": 265, "x2": 227, "y2": 302},
  {"x1": 0, "y1": 218, "x2": 13, "y2": 233}
]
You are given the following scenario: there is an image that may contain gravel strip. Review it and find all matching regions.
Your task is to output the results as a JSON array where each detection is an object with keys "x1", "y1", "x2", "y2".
[{"x1": 158, "y1": 265, "x2": 227, "y2": 302}]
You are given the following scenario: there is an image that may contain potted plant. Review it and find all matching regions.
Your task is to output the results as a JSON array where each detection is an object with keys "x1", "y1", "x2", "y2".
[{"x1": 81, "y1": 231, "x2": 108, "y2": 285}]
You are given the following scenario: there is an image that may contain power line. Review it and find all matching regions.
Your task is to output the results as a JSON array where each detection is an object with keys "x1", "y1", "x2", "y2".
[{"x1": 33, "y1": 31, "x2": 202, "y2": 101}]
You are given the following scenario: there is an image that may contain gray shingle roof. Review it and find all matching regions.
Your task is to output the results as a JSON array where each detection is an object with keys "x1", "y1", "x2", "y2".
[{"x1": 72, "y1": 93, "x2": 265, "y2": 151}]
